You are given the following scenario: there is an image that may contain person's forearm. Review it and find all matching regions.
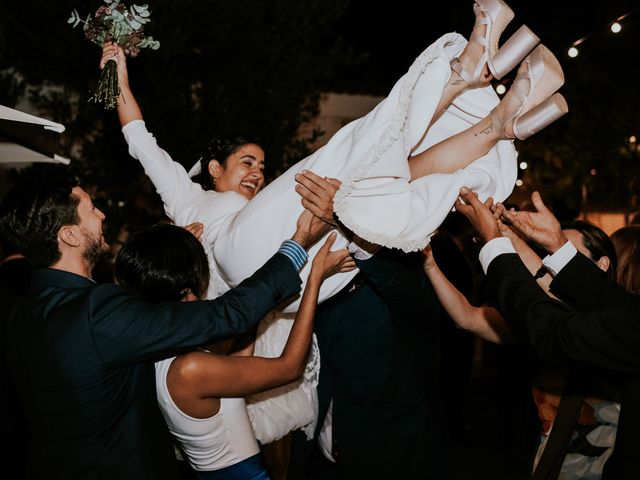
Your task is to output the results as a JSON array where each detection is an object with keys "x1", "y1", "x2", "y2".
[
  {"x1": 510, "y1": 234, "x2": 552, "y2": 291},
  {"x1": 425, "y1": 263, "x2": 505, "y2": 344},
  {"x1": 278, "y1": 275, "x2": 321, "y2": 378},
  {"x1": 117, "y1": 79, "x2": 143, "y2": 126}
]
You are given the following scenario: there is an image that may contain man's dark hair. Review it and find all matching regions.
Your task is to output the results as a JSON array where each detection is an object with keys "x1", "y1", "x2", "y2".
[
  {"x1": 0, "y1": 166, "x2": 80, "y2": 268},
  {"x1": 114, "y1": 223, "x2": 210, "y2": 302},
  {"x1": 561, "y1": 219, "x2": 617, "y2": 280}
]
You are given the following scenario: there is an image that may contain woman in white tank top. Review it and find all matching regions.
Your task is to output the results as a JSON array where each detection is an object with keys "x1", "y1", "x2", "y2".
[{"x1": 114, "y1": 223, "x2": 352, "y2": 479}]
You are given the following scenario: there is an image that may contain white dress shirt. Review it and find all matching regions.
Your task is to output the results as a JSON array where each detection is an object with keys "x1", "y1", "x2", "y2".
[{"x1": 479, "y1": 237, "x2": 578, "y2": 276}]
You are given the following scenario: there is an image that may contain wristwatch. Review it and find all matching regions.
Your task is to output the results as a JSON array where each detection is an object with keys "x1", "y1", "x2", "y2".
[{"x1": 533, "y1": 264, "x2": 550, "y2": 279}]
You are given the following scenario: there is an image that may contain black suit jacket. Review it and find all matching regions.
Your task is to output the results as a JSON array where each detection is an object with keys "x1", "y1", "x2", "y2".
[
  {"x1": 487, "y1": 252, "x2": 640, "y2": 479},
  {"x1": 4, "y1": 253, "x2": 300, "y2": 480},
  {"x1": 0, "y1": 257, "x2": 31, "y2": 480},
  {"x1": 292, "y1": 249, "x2": 448, "y2": 479}
]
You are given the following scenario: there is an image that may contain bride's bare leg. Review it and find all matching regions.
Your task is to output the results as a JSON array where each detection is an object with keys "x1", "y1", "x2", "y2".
[
  {"x1": 412, "y1": 5, "x2": 493, "y2": 153},
  {"x1": 408, "y1": 44, "x2": 567, "y2": 180},
  {"x1": 408, "y1": 115, "x2": 500, "y2": 179},
  {"x1": 433, "y1": 6, "x2": 493, "y2": 121}
]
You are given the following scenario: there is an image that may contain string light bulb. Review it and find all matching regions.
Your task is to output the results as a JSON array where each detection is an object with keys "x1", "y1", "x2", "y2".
[{"x1": 563, "y1": 6, "x2": 639, "y2": 59}]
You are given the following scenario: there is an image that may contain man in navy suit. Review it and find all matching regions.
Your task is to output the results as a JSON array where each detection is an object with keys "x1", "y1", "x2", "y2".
[
  {"x1": 289, "y1": 171, "x2": 448, "y2": 479},
  {"x1": 455, "y1": 186, "x2": 640, "y2": 480},
  {"x1": 0, "y1": 166, "x2": 328, "y2": 480}
]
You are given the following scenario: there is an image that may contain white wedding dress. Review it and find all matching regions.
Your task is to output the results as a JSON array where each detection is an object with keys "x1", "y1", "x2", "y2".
[{"x1": 122, "y1": 32, "x2": 517, "y2": 443}]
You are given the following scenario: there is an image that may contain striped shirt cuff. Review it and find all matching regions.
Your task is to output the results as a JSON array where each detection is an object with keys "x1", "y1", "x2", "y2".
[{"x1": 278, "y1": 240, "x2": 309, "y2": 271}]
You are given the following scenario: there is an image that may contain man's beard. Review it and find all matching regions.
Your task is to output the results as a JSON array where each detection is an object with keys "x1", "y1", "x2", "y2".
[{"x1": 82, "y1": 233, "x2": 109, "y2": 268}]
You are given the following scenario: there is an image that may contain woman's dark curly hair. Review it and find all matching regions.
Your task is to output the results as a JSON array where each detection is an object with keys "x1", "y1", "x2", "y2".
[
  {"x1": 114, "y1": 223, "x2": 210, "y2": 302},
  {"x1": 191, "y1": 136, "x2": 262, "y2": 191}
]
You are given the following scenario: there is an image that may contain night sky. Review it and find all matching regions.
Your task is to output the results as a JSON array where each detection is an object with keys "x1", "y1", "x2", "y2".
[{"x1": 330, "y1": 0, "x2": 640, "y2": 94}]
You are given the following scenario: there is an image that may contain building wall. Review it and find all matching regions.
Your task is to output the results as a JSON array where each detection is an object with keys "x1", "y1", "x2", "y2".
[{"x1": 298, "y1": 92, "x2": 384, "y2": 151}]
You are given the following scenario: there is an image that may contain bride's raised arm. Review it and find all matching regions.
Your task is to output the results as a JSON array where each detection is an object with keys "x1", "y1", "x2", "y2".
[{"x1": 101, "y1": 43, "x2": 241, "y2": 240}]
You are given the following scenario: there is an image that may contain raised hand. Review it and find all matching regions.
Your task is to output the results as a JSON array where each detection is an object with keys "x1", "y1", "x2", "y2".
[
  {"x1": 100, "y1": 42, "x2": 129, "y2": 86},
  {"x1": 291, "y1": 209, "x2": 333, "y2": 250},
  {"x1": 490, "y1": 202, "x2": 522, "y2": 243},
  {"x1": 454, "y1": 187, "x2": 501, "y2": 243},
  {"x1": 422, "y1": 244, "x2": 437, "y2": 271},
  {"x1": 294, "y1": 170, "x2": 340, "y2": 226},
  {"x1": 310, "y1": 232, "x2": 353, "y2": 281},
  {"x1": 183, "y1": 222, "x2": 204, "y2": 241},
  {"x1": 500, "y1": 191, "x2": 567, "y2": 253}
]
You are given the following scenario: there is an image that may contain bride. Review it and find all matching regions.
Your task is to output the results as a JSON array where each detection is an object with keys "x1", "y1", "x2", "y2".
[{"x1": 102, "y1": 0, "x2": 567, "y2": 444}]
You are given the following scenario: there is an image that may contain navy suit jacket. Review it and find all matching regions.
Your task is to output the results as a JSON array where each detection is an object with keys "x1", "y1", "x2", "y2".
[
  {"x1": 300, "y1": 249, "x2": 448, "y2": 479},
  {"x1": 487, "y1": 252, "x2": 640, "y2": 479},
  {"x1": 4, "y1": 252, "x2": 300, "y2": 480}
]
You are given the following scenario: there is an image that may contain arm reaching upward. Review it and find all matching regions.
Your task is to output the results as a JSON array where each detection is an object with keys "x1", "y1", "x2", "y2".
[
  {"x1": 422, "y1": 245, "x2": 512, "y2": 344},
  {"x1": 168, "y1": 231, "x2": 354, "y2": 417},
  {"x1": 99, "y1": 44, "x2": 238, "y2": 237}
]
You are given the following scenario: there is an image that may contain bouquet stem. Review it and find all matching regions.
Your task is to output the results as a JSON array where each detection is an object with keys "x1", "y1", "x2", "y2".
[{"x1": 90, "y1": 58, "x2": 120, "y2": 110}]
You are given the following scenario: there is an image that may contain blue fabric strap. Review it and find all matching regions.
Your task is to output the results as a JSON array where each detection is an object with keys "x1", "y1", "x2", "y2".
[{"x1": 278, "y1": 240, "x2": 308, "y2": 271}]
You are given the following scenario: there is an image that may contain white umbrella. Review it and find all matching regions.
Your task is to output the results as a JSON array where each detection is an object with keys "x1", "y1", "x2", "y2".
[{"x1": 0, "y1": 105, "x2": 70, "y2": 168}]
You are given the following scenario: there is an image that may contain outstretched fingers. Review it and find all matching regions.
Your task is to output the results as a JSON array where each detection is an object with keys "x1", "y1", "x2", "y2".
[
  {"x1": 455, "y1": 187, "x2": 501, "y2": 242},
  {"x1": 295, "y1": 170, "x2": 339, "y2": 225},
  {"x1": 455, "y1": 186, "x2": 481, "y2": 213},
  {"x1": 312, "y1": 233, "x2": 353, "y2": 279},
  {"x1": 337, "y1": 256, "x2": 357, "y2": 273},
  {"x1": 530, "y1": 191, "x2": 551, "y2": 214},
  {"x1": 502, "y1": 209, "x2": 535, "y2": 240}
]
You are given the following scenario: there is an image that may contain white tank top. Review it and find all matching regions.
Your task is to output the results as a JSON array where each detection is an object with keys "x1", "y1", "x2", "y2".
[{"x1": 155, "y1": 357, "x2": 260, "y2": 471}]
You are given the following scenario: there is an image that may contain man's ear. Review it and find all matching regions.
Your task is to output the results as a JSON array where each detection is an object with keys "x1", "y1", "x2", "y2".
[
  {"x1": 207, "y1": 160, "x2": 223, "y2": 179},
  {"x1": 596, "y1": 255, "x2": 611, "y2": 274},
  {"x1": 58, "y1": 226, "x2": 81, "y2": 248}
]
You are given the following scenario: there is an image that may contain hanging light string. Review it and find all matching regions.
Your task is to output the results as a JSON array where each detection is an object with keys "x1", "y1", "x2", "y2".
[
  {"x1": 496, "y1": 4, "x2": 640, "y2": 94},
  {"x1": 568, "y1": 5, "x2": 640, "y2": 57}
]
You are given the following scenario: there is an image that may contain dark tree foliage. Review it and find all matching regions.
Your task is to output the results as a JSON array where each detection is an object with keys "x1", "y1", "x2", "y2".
[{"x1": 0, "y1": 0, "x2": 355, "y2": 242}]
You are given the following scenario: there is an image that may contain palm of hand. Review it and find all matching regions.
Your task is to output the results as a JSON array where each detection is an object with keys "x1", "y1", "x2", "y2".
[{"x1": 506, "y1": 209, "x2": 562, "y2": 250}]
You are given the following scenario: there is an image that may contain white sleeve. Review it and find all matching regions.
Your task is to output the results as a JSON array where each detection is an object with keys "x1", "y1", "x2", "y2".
[
  {"x1": 541, "y1": 241, "x2": 578, "y2": 276},
  {"x1": 122, "y1": 120, "x2": 210, "y2": 228},
  {"x1": 478, "y1": 237, "x2": 516, "y2": 274},
  {"x1": 347, "y1": 241, "x2": 379, "y2": 261}
]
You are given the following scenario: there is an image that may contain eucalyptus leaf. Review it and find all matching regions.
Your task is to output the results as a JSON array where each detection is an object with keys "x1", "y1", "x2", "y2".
[
  {"x1": 68, "y1": 0, "x2": 162, "y2": 111},
  {"x1": 128, "y1": 18, "x2": 142, "y2": 30}
]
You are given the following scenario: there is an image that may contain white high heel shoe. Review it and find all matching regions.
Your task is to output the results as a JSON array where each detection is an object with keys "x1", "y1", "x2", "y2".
[
  {"x1": 491, "y1": 44, "x2": 569, "y2": 140},
  {"x1": 451, "y1": 0, "x2": 540, "y2": 85}
]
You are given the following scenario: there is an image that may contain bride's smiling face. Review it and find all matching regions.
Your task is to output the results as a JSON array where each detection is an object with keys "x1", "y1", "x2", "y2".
[{"x1": 209, "y1": 144, "x2": 265, "y2": 200}]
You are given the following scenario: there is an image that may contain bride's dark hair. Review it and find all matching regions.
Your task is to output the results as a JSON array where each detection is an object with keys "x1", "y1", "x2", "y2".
[{"x1": 191, "y1": 136, "x2": 262, "y2": 191}]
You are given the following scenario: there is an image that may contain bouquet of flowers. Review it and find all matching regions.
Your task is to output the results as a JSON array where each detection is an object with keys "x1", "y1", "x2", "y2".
[{"x1": 68, "y1": 0, "x2": 160, "y2": 109}]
